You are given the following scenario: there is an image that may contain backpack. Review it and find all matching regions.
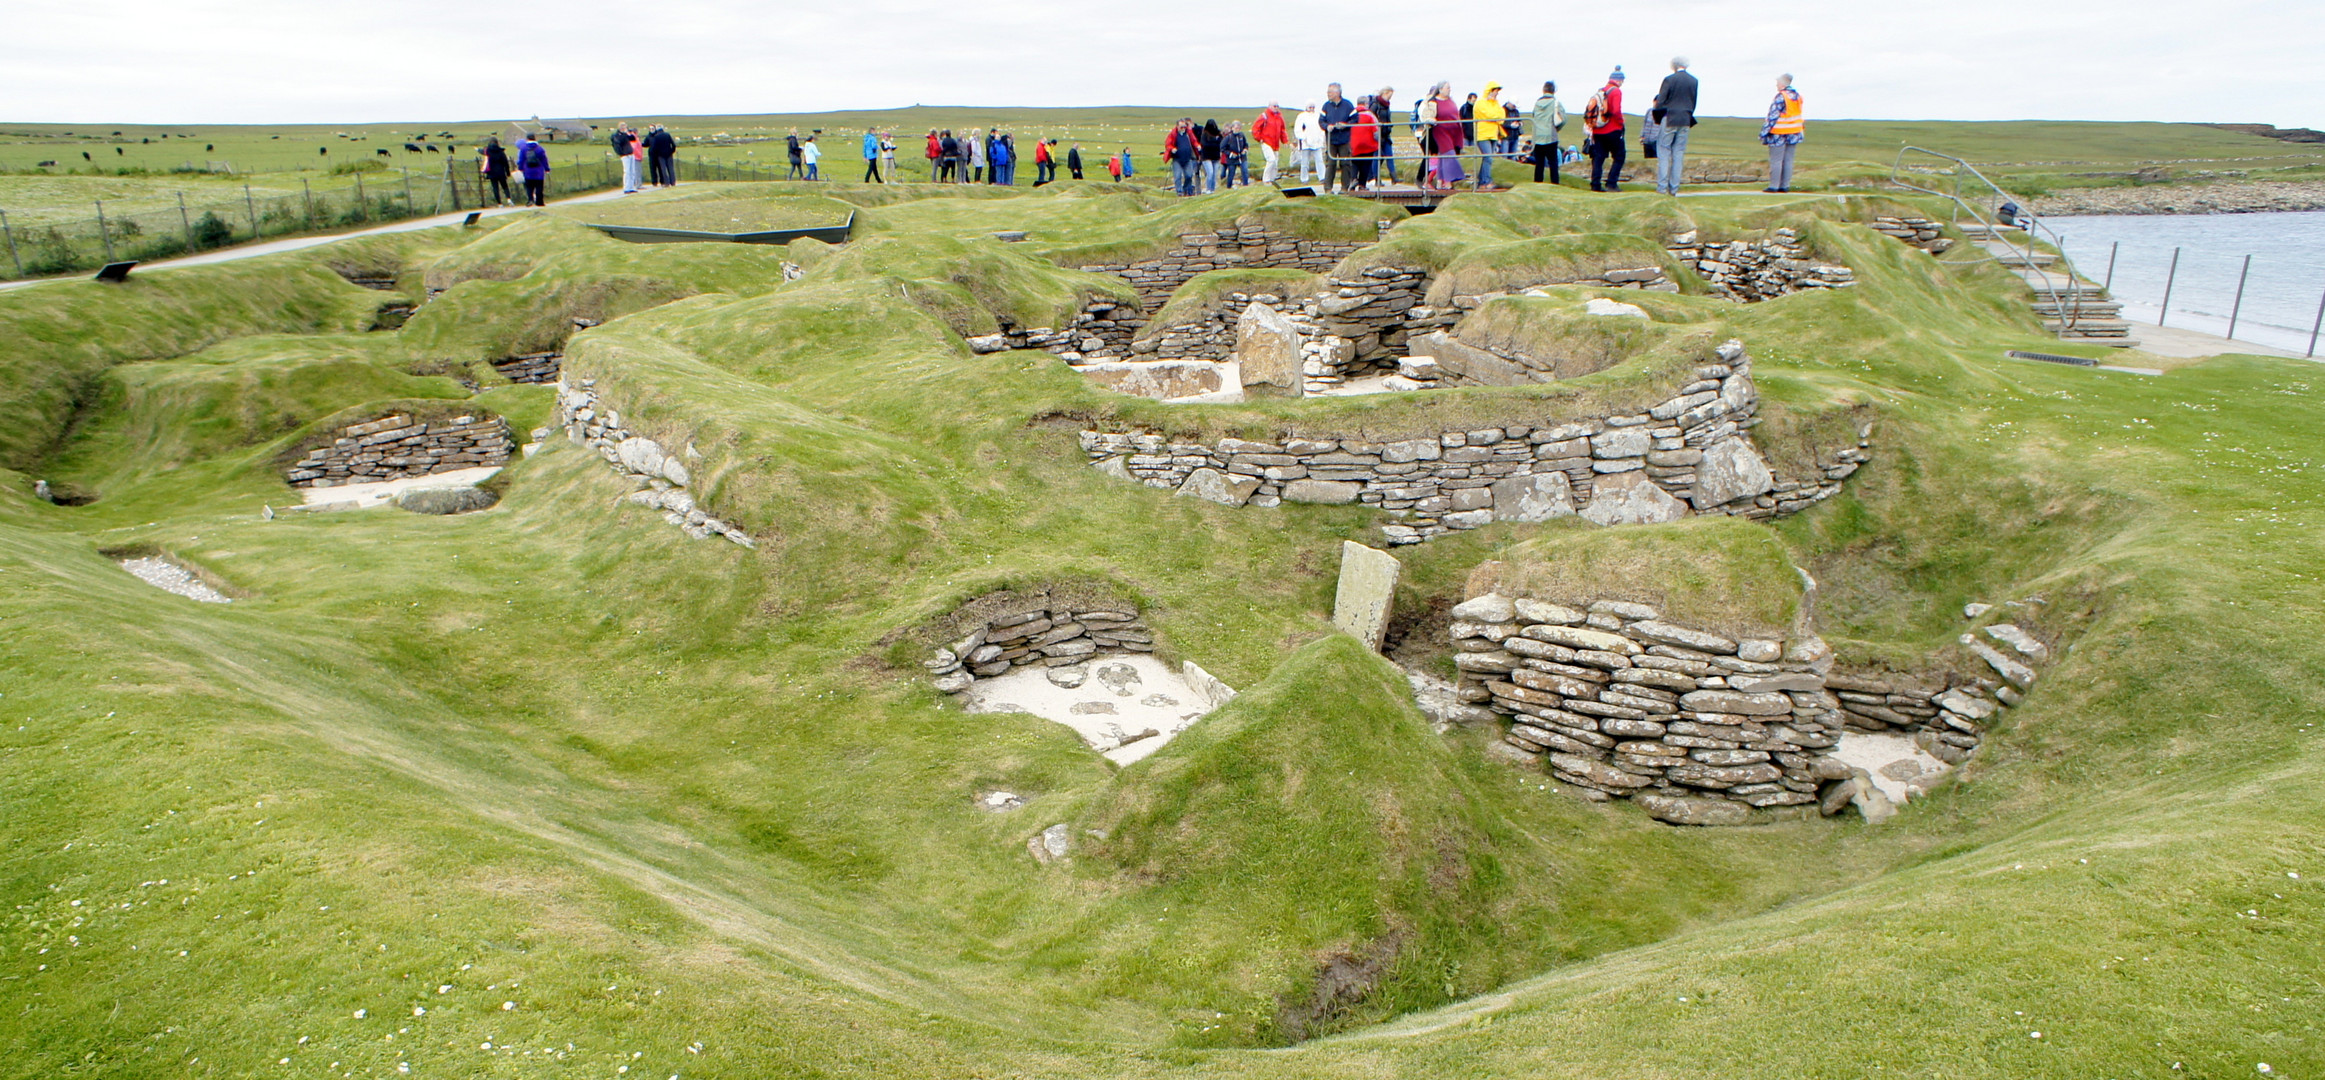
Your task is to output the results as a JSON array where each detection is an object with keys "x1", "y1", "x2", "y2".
[{"x1": 1583, "y1": 90, "x2": 1610, "y2": 130}]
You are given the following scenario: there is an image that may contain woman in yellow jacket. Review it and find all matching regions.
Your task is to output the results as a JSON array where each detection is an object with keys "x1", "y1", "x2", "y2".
[
  {"x1": 1762, "y1": 74, "x2": 1805, "y2": 193},
  {"x1": 1473, "y1": 82, "x2": 1511, "y2": 189}
]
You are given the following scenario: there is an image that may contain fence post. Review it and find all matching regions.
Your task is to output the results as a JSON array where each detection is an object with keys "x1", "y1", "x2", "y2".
[
  {"x1": 0, "y1": 209, "x2": 20, "y2": 277},
  {"x1": 2310, "y1": 287, "x2": 2324, "y2": 359},
  {"x1": 2102, "y1": 241, "x2": 2117, "y2": 293},
  {"x1": 302, "y1": 178, "x2": 314, "y2": 227},
  {"x1": 446, "y1": 158, "x2": 461, "y2": 211},
  {"x1": 177, "y1": 191, "x2": 193, "y2": 252},
  {"x1": 354, "y1": 173, "x2": 366, "y2": 221},
  {"x1": 244, "y1": 184, "x2": 260, "y2": 239},
  {"x1": 2158, "y1": 246, "x2": 2179, "y2": 328},
  {"x1": 2224, "y1": 254, "x2": 2252, "y2": 341},
  {"x1": 401, "y1": 168, "x2": 414, "y2": 212},
  {"x1": 96, "y1": 200, "x2": 116, "y2": 262}
]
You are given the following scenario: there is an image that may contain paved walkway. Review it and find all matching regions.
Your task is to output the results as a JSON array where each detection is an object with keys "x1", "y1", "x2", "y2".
[
  {"x1": 0, "y1": 188, "x2": 631, "y2": 293},
  {"x1": 2131, "y1": 323, "x2": 2301, "y2": 360}
]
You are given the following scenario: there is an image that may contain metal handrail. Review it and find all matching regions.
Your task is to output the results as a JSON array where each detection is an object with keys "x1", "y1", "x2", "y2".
[{"x1": 1889, "y1": 145, "x2": 2090, "y2": 332}]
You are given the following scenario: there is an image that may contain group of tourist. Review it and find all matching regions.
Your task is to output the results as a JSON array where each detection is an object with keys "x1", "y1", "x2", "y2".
[
  {"x1": 921, "y1": 129, "x2": 1086, "y2": 186},
  {"x1": 564, "y1": 62, "x2": 1804, "y2": 204}
]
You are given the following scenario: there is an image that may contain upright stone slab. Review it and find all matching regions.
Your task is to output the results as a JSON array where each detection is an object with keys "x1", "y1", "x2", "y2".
[
  {"x1": 1233, "y1": 302, "x2": 1304, "y2": 398},
  {"x1": 1332, "y1": 541, "x2": 1401, "y2": 652}
]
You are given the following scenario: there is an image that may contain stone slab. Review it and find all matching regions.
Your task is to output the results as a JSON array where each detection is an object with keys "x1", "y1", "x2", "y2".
[{"x1": 1333, "y1": 541, "x2": 1401, "y2": 652}]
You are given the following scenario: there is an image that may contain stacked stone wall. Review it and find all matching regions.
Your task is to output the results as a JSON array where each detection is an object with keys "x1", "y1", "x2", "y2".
[
  {"x1": 1868, "y1": 215, "x2": 1955, "y2": 253},
  {"x1": 490, "y1": 352, "x2": 561, "y2": 384},
  {"x1": 286, "y1": 413, "x2": 512, "y2": 487},
  {"x1": 553, "y1": 378, "x2": 755, "y2": 548},
  {"x1": 1666, "y1": 228, "x2": 1857, "y2": 302},
  {"x1": 1450, "y1": 593, "x2": 2023, "y2": 825},
  {"x1": 1081, "y1": 340, "x2": 1870, "y2": 543},
  {"x1": 925, "y1": 604, "x2": 1154, "y2": 694},
  {"x1": 1072, "y1": 223, "x2": 1378, "y2": 312}
]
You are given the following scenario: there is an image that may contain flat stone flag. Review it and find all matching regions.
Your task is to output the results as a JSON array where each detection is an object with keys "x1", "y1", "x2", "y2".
[{"x1": 1333, "y1": 541, "x2": 1401, "y2": 651}]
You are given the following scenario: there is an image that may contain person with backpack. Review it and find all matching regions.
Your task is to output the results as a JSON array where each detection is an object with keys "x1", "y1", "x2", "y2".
[
  {"x1": 515, "y1": 133, "x2": 550, "y2": 205},
  {"x1": 1530, "y1": 82, "x2": 1565, "y2": 185},
  {"x1": 1294, "y1": 102, "x2": 1325, "y2": 184},
  {"x1": 786, "y1": 130, "x2": 804, "y2": 179},
  {"x1": 611, "y1": 124, "x2": 641, "y2": 194},
  {"x1": 1253, "y1": 102, "x2": 1287, "y2": 183},
  {"x1": 481, "y1": 137, "x2": 513, "y2": 206},
  {"x1": 1652, "y1": 57, "x2": 1699, "y2": 195},
  {"x1": 1584, "y1": 67, "x2": 1626, "y2": 191},
  {"x1": 1761, "y1": 74, "x2": 1805, "y2": 192}
]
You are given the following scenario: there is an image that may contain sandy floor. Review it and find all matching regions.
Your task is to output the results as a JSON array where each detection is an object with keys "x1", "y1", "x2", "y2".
[
  {"x1": 299, "y1": 466, "x2": 499, "y2": 508},
  {"x1": 964, "y1": 654, "x2": 1212, "y2": 765},
  {"x1": 1831, "y1": 732, "x2": 1953, "y2": 804},
  {"x1": 119, "y1": 557, "x2": 230, "y2": 603}
]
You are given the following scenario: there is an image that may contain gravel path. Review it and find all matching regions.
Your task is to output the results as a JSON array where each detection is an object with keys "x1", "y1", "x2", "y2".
[{"x1": 120, "y1": 557, "x2": 231, "y2": 603}]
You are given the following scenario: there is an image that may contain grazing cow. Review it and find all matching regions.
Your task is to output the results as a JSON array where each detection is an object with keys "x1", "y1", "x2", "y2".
[
  {"x1": 320, "y1": 147, "x2": 328, "y2": 155},
  {"x1": 82, "y1": 151, "x2": 91, "y2": 161},
  {"x1": 403, "y1": 142, "x2": 422, "y2": 153},
  {"x1": 36, "y1": 160, "x2": 56, "y2": 167},
  {"x1": 116, "y1": 147, "x2": 124, "y2": 155},
  {"x1": 425, "y1": 143, "x2": 438, "y2": 152},
  {"x1": 376, "y1": 148, "x2": 391, "y2": 157}
]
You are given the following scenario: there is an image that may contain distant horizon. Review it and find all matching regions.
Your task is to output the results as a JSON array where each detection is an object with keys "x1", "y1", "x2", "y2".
[{"x1": 17, "y1": 0, "x2": 2323, "y2": 129}]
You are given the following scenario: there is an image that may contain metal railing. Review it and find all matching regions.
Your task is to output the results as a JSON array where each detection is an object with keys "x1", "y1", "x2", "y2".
[{"x1": 1890, "y1": 146, "x2": 2093, "y2": 333}]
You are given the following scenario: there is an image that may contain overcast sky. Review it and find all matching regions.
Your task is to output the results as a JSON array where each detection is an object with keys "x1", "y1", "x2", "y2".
[{"x1": 15, "y1": 0, "x2": 2323, "y2": 127}]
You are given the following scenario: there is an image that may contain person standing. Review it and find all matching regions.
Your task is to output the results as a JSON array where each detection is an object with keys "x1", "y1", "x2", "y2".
[
  {"x1": 800, "y1": 135, "x2": 821, "y2": 181},
  {"x1": 1253, "y1": 102, "x2": 1287, "y2": 184},
  {"x1": 997, "y1": 133, "x2": 1016, "y2": 185},
  {"x1": 880, "y1": 130, "x2": 899, "y2": 184},
  {"x1": 1223, "y1": 121, "x2": 1249, "y2": 188},
  {"x1": 1761, "y1": 74, "x2": 1805, "y2": 192},
  {"x1": 1198, "y1": 119, "x2": 1223, "y2": 193},
  {"x1": 861, "y1": 128, "x2": 882, "y2": 183},
  {"x1": 1369, "y1": 87, "x2": 1399, "y2": 185},
  {"x1": 1294, "y1": 101, "x2": 1325, "y2": 184},
  {"x1": 786, "y1": 130, "x2": 804, "y2": 179},
  {"x1": 1584, "y1": 68, "x2": 1626, "y2": 191},
  {"x1": 481, "y1": 136, "x2": 513, "y2": 205},
  {"x1": 1320, "y1": 83, "x2": 1358, "y2": 193},
  {"x1": 1346, "y1": 102, "x2": 1379, "y2": 190},
  {"x1": 1033, "y1": 138, "x2": 1053, "y2": 184},
  {"x1": 968, "y1": 130, "x2": 987, "y2": 183},
  {"x1": 925, "y1": 129, "x2": 942, "y2": 182},
  {"x1": 1652, "y1": 57, "x2": 1699, "y2": 195},
  {"x1": 1067, "y1": 142, "x2": 1084, "y2": 180},
  {"x1": 654, "y1": 125, "x2": 680, "y2": 186},
  {"x1": 1108, "y1": 146, "x2": 1125, "y2": 181},
  {"x1": 1529, "y1": 82, "x2": 1565, "y2": 185},
  {"x1": 515, "y1": 133, "x2": 549, "y2": 205},
  {"x1": 1428, "y1": 82, "x2": 1465, "y2": 189},
  {"x1": 937, "y1": 130, "x2": 958, "y2": 183},
  {"x1": 1473, "y1": 82, "x2": 1509, "y2": 189},
  {"x1": 1166, "y1": 119, "x2": 1197, "y2": 195},
  {"x1": 610, "y1": 124, "x2": 641, "y2": 194}
]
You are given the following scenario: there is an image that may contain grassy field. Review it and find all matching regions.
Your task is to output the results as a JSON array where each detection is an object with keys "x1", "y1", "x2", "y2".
[{"x1": 1, "y1": 178, "x2": 2320, "y2": 1078}]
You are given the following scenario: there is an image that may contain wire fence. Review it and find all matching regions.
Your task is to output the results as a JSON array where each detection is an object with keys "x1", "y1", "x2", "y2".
[{"x1": 0, "y1": 153, "x2": 823, "y2": 281}]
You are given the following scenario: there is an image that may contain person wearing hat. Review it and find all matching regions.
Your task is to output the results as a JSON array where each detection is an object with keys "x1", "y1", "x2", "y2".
[
  {"x1": 1584, "y1": 67, "x2": 1627, "y2": 191},
  {"x1": 1652, "y1": 56, "x2": 1699, "y2": 195},
  {"x1": 1473, "y1": 81, "x2": 1510, "y2": 189}
]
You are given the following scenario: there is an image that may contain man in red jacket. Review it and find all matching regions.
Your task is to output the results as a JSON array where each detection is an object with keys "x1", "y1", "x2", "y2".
[
  {"x1": 1585, "y1": 67, "x2": 1628, "y2": 192},
  {"x1": 1253, "y1": 101, "x2": 1287, "y2": 184}
]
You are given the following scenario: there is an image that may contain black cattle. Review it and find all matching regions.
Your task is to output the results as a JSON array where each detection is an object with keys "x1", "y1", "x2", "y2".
[
  {"x1": 82, "y1": 151, "x2": 91, "y2": 160},
  {"x1": 424, "y1": 144, "x2": 438, "y2": 152},
  {"x1": 376, "y1": 148, "x2": 391, "y2": 157},
  {"x1": 36, "y1": 160, "x2": 56, "y2": 167},
  {"x1": 403, "y1": 142, "x2": 422, "y2": 153}
]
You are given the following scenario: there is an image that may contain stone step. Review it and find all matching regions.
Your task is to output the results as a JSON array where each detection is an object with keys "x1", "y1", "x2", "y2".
[
  {"x1": 2046, "y1": 319, "x2": 2134, "y2": 333},
  {"x1": 1957, "y1": 222, "x2": 2025, "y2": 239}
]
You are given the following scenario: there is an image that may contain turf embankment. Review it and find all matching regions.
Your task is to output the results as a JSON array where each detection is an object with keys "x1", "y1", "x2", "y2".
[{"x1": 1, "y1": 182, "x2": 2319, "y2": 1078}]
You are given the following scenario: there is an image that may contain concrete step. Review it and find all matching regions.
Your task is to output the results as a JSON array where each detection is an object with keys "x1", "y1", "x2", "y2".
[
  {"x1": 1957, "y1": 222, "x2": 2024, "y2": 239},
  {"x1": 2050, "y1": 320, "x2": 2134, "y2": 334}
]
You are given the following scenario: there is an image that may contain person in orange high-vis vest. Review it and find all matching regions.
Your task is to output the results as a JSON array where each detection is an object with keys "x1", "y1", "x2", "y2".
[{"x1": 1761, "y1": 74, "x2": 1805, "y2": 192}]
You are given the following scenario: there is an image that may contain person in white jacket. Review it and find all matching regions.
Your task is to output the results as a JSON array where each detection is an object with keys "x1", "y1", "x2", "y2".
[{"x1": 1294, "y1": 102, "x2": 1326, "y2": 184}]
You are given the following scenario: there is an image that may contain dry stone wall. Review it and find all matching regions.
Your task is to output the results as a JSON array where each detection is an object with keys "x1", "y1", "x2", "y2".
[
  {"x1": 1081, "y1": 340, "x2": 1871, "y2": 543},
  {"x1": 1665, "y1": 228, "x2": 1857, "y2": 302},
  {"x1": 1073, "y1": 223, "x2": 1380, "y2": 312},
  {"x1": 1450, "y1": 593, "x2": 2033, "y2": 826},
  {"x1": 490, "y1": 352, "x2": 561, "y2": 384},
  {"x1": 286, "y1": 413, "x2": 512, "y2": 487},
  {"x1": 1868, "y1": 215, "x2": 1956, "y2": 254},
  {"x1": 553, "y1": 377, "x2": 755, "y2": 548},
  {"x1": 925, "y1": 604, "x2": 1155, "y2": 694}
]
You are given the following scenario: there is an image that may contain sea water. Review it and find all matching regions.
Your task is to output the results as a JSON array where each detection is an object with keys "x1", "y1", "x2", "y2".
[{"x1": 2052, "y1": 210, "x2": 2325, "y2": 356}]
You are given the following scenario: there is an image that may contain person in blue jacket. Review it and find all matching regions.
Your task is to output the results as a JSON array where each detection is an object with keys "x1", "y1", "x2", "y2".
[
  {"x1": 1319, "y1": 83, "x2": 1359, "y2": 193},
  {"x1": 991, "y1": 133, "x2": 1014, "y2": 185},
  {"x1": 862, "y1": 128, "x2": 882, "y2": 183},
  {"x1": 515, "y1": 134, "x2": 550, "y2": 206}
]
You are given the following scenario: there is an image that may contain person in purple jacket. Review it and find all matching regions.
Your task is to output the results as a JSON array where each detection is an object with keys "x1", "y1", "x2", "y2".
[{"x1": 515, "y1": 134, "x2": 550, "y2": 206}]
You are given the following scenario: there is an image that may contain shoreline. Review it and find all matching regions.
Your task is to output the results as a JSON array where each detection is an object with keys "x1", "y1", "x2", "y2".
[{"x1": 2032, "y1": 180, "x2": 2325, "y2": 216}]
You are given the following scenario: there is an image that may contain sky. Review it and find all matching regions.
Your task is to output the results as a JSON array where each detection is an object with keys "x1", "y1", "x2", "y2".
[{"x1": 14, "y1": 0, "x2": 2324, "y2": 127}]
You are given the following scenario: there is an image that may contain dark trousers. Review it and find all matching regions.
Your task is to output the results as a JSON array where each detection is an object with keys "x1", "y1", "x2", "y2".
[
  {"x1": 1532, "y1": 144, "x2": 1561, "y2": 185},
  {"x1": 788, "y1": 156, "x2": 803, "y2": 178},
  {"x1": 1069, "y1": 163, "x2": 1083, "y2": 179},
  {"x1": 522, "y1": 177, "x2": 545, "y2": 206},
  {"x1": 1036, "y1": 161, "x2": 1055, "y2": 183},
  {"x1": 487, "y1": 175, "x2": 511, "y2": 204},
  {"x1": 864, "y1": 159, "x2": 881, "y2": 182},
  {"x1": 1588, "y1": 133, "x2": 1625, "y2": 190},
  {"x1": 1326, "y1": 143, "x2": 1356, "y2": 189}
]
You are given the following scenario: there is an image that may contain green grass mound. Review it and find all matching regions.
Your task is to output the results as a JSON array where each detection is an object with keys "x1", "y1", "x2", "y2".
[
  {"x1": 558, "y1": 189, "x2": 857, "y2": 234},
  {"x1": 1424, "y1": 233, "x2": 1689, "y2": 303},
  {"x1": 1479, "y1": 515, "x2": 1808, "y2": 640}
]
